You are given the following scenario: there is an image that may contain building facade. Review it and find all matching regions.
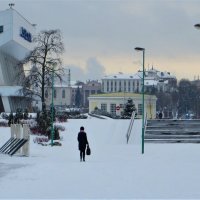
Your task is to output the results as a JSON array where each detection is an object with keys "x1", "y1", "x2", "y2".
[
  {"x1": 88, "y1": 93, "x2": 157, "y2": 119},
  {"x1": 44, "y1": 85, "x2": 72, "y2": 108},
  {"x1": 101, "y1": 67, "x2": 177, "y2": 94},
  {"x1": 82, "y1": 80, "x2": 101, "y2": 107},
  {"x1": 44, "y1": 80, "x2": 101, "y2": 109},
  {"x1": 0, "y1": 7, "x2": 35, "y2": 112},
  {"x1": 102, "y1": 72, "x2": 142, "y2": 93}
]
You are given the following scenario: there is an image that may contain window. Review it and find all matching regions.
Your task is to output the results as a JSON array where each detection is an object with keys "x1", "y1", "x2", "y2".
[
  {"x1": 54, "y1": 90, "x2": 57, "y2": 98},
  {"x1": 91, "y1": 90, "x2": 95, "y2": 94},
  {"x1": 62, "y1": 89, "x2": 65, "y2": 98},
  {"x1": 133, "y1": 81, "x2": 135, "y2": 91},
  {"x1": 138, "y1": 104, "x2": 142, "y2": 115},
  {"x1": 0, "y1": 26, "x2": 3, "y2": 33},
  {"x1": 101, "y1": 103, "x2": 107, "y2": 112},
  {"x1": 120, "y1": 104, "x2": 124, "y2": 109},
  {"x1": 107, "y1": 81, "x2": 109, "y2": 91},
  {"x1": 45, "y1": 90, "x2": 48, "y2": 98},
  {"x1": 110, "y1": 104, "x2": 116, "y2": 115}
]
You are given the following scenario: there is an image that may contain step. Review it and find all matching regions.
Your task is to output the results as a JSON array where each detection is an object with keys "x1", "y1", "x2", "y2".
[
  {"x1": 147, "y1": 120, "x2": 200, "y2": 126},
  {"x1": 145, "y1": 134, "x2": 200, "y2": 139},
  {"x1": 147, "y1": 122, "x2": 200, "y2": 127},
  {"x1": 145, "y1": 130, "x2": 200, "y2": 135},
  {"x1": 147, "y1": 124, "x2": 200, "y2": 129},
  {"x1": 145, "y1": 138, "x2": 200, "y2": 143}
]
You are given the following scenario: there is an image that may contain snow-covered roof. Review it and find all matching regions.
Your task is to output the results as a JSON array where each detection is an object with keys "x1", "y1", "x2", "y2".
[
  {"x1": 156, "y1": 71, "x2": 176, "y2": 79},
  {"x1": 102, "y1": 72, "x2": 142, "y2": 80},
  {"x1": 50, "y1": 79, "x2": 80, "y2": 88},
  {"x1": 144, "y1": 80, "x2": 158, "y2": 86},
  {"x1": 89, "y1": 92, "x2": 157, "y2": 100},
  {"x1": 102, "y1": 69, "x2": 176, "y2": 81},
  {"x1": 0, "y1": 86, "x2": 23, "y2": 96},
  {"x1": 71, "y1": 85, "x2": 82, "y2": 89},
  {"x1": 145, "y1": 67, "x2": 176, "y2": 79}
]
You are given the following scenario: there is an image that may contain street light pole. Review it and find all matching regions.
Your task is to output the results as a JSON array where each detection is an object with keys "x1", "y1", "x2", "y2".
[
  {"x1": 51, "y1": 64, "x2": 55, "y2": 146},
  {"x1": 135, "y1": 47, "x2": 145, "y2": 154},
  {"x1": 194, "y1": 24, "x2": 200, "y2": 119}
]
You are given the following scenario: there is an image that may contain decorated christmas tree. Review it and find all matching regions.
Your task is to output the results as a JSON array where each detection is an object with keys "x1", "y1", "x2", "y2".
[{"x1": 123, "y1": 98, "x2": 136, "y2": 118}]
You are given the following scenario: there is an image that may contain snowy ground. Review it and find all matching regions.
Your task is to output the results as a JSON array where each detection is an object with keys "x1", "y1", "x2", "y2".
[{"x1": 0, "y1": 116, "x2": 200, "y2": 199}]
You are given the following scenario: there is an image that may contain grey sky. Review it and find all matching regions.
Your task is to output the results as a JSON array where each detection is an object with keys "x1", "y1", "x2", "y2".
[{"x1": 2, "y1": 0, "x2": 200, "y2": 81}]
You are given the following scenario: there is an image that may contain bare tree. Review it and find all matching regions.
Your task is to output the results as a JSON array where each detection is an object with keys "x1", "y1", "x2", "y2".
[{"x1": 17, "y1": 29, "x2": 64, "y2": 111}]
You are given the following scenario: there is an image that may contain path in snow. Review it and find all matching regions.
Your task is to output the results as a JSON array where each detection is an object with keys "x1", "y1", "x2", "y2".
[{"x1": 0, "y1": 117, "x2": 200, "y2": 199}]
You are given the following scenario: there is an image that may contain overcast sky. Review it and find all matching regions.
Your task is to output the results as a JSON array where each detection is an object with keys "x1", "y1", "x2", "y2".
[{"x1": 2, "y1": 0, "x2": 200, "y2": 81}]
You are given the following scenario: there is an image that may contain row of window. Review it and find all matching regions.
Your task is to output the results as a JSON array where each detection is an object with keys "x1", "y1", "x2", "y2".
[
  {"x1": 103, "y1": 80, "x2": 140, "y2": 92},
  {"x1": 100, "y1": 103, "x2": 142, "y2": 115},
  {"x1": 105, "y1": 80, "x2": 140, "y2": 85},
  {"x1": 45, "y1": 89, "x2": 66, "y2": 99},
  {"x1": 104, "y1": 80, "x2": 140, "y2": 87},
  {"x1": 104, "y1": 87, "x2": 140, "y2": 93}
]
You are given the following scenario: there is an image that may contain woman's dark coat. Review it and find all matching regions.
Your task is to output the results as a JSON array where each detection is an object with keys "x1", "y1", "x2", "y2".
[{"x1": 77, "y1": 131, "x2": 88, "y2": 151}]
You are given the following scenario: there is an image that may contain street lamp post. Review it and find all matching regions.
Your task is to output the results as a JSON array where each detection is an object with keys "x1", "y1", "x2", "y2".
[
  {"x1": 194, "y1": 24, "x2": 200, "y2": 119},
  {"x1": 135, "y1": 47, "x2": 145, "y2": 154},
  {"x1": 51, "y1": 64, "x2": 55, "y2": 146}
]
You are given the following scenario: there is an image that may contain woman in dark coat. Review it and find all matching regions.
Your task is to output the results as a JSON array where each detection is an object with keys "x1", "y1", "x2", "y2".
[{"x1": 77, "y1": 126, "x2": 88, "y2": 162}]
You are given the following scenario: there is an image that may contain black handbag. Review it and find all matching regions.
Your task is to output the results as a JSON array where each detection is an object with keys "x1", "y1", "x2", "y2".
[{"x1": 86, "y1": 145, "x2": 91, "y2": 155}]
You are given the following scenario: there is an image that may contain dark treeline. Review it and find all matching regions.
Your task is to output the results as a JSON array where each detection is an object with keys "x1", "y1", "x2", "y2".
[{"x1": 146, "y1": 79, "x2": 200, "y2": 119}]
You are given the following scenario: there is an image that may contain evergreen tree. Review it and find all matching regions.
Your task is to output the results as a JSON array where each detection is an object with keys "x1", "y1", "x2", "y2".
[
  {"x1": 36, "y1": 107, "x2": 51, "y2": 134},
  {"x1": 14, "y1": 108, "x2": 23, "y2": 123},
  {"x1": 23, "y1": 108, "x2": 29, "y2": 120},
  {"x1": 75, "y1": 87, "x2": 81, "y2": 107},
  {"x1": 8, "y1": 113, "x2": 14, "y2": 126},
  {"x1": 123, "y1": 98, "x2": 136, "y2": 118}
]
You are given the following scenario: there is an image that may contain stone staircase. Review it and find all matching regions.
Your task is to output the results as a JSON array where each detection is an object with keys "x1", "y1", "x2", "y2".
[{"x1": 145, "y1": 119, "x2": 200, "y2": 143}]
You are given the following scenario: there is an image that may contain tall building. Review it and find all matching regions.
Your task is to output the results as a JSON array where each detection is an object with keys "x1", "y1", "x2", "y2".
[{"x1": 0, "y1": 6, "x2": 36, "y2": 112}]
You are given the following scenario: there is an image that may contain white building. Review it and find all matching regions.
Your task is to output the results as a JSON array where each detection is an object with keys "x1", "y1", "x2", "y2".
[
  {"x1": 144, "y1": 67, "x2": 177, "y2": 92},
  {"x1": 0, "y1": 6, "x2": 36, "y2": 112},
  {"x1": 101, "y1": 67, "x2": 177, "y2": 94},
  {"x1": 44, "y1": 84, "x2": 72, "y2": 108},
  {"x1": 44, "y1": 69, "x2": 79, "y2": 108},
  {"x1": 102, "y1": 72, "x2": 142, "y2": 93}
]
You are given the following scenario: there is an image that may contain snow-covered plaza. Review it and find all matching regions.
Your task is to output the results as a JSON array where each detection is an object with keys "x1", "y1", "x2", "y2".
[{"x1": 0, "y1": 116, "x2": 200, "y2": 199}]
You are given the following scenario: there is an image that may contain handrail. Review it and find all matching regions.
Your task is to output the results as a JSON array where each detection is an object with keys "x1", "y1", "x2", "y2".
[
  {"x1": 144, "y1": 112, "x2": 148, "y2": 131},
  {"x1": 126, "y1": 111, "x2": 135, "y2": 144}
]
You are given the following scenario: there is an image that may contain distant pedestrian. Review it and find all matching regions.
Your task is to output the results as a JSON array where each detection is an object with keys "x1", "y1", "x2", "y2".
[
  {"x1": 158, "y1": 112, "x2": 163, "y2": 119},
  {"x1": 77, "y1": 126, "x2": 89, "y2": 162}
]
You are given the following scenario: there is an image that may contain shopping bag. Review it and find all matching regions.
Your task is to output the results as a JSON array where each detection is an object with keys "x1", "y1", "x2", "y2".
[{"x1": 86, "y1": 145, "x2": 91, "y2": 155}]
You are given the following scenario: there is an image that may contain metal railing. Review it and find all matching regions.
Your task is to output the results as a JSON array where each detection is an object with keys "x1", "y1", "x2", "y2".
[{"x1": 126, "y1": 111, "x2": 135, "y2": 144}]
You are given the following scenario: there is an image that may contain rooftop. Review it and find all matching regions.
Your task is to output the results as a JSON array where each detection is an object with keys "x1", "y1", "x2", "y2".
[{"x1": 89, "y1": 92, "x2": 157, "y2": 99}]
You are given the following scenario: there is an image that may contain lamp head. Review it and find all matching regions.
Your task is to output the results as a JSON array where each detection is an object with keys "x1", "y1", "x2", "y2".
[
  {"x1": 194, "y1": 24, "x2": 200, "y2": 29},
  {"x1": 135, "y1": 47, "x2": 145, "y2": 51}
]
